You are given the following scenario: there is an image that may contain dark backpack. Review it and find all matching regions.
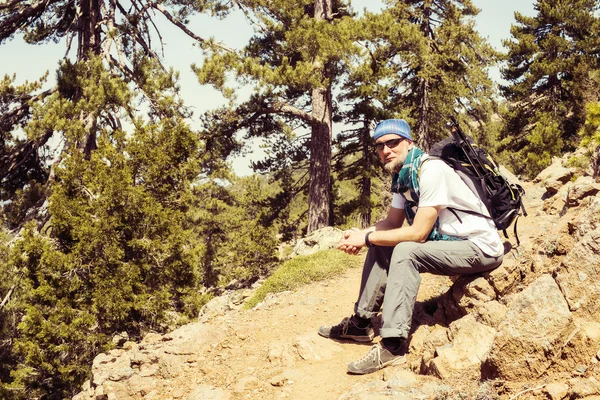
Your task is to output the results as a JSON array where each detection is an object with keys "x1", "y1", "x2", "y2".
[{"x1": 428, "y1": 118, "x2": 527, "y2": 245}]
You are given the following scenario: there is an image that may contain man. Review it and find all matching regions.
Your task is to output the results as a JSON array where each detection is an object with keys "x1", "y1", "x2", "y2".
[{"x1": 318, "y1": 119, "x2": 504, "y2": 375}]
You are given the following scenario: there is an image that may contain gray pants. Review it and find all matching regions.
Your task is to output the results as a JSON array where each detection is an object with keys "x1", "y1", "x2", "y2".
[{"x1": 353, "y1": 240, "x2": 503, "y2": 339}]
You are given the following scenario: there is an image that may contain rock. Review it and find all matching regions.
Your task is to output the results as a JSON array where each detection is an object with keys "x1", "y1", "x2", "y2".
[
  {"x1": 409, "y1": 324, "x2": 449, "y2": 372},
  {"x1": 557, "y1": 228, "x2": 600, "y2": 316},
  {"x1": 267, "y1": 343, "x2": 296, "y2": 366},
  {"x1": 90, "y1": 351, "x2": 134, "y2": 386},
  {"x1": 158, "y1": 354, "x2": 182, "y2": 379},
  {"x1": 458, "y1": 277, "x2": 496, "y2": 309},
  {"x1": 269, "y1": 369, "x2": 304, "y2": 387},
  {"x1": 569, "y1": 377, "x2": 600, "y2": 398},
  {"x1": 290, "y1": 227, "x2": 343, "y2": 257},
  {"x1": 436, "y1": 273, "x2": 499, "y2": 323},
  {"x1": 535, "y1": 158, "x2": 575, "y2": 195},
  {"x1": 126, "y1": 374, "x2": 156, "y2": 397},
  {"x1": 142, "y1": 332, "x2": 163, "y2": 344},
  {"x1": 572, "y1": 196, "x2": 600, "y2": 239},
  {"x1": 112, "y1": 332, "x2": 129, "y2": 348},
  {"x1": 545, "y1": 382, "x2": 569, "y2": 400},
  {"x1": 428, "y1": 315, "x2": 496, "y2": 379},
  {"x1": 198, "y1": 295, "x2": 234, "y2": 322},
  {"x1": 186, "y1": 385, "x2": 231, "y2": 400},
  {"x1": 474, "y1": 300, "x2": 507, "y2": 328},
  {"x1": 483, "y1": 259, "x2": 522, "y2": 296},
  {"x1": 233, "y1": 376, "x2": 260, "y2": 393},
  {"x1": 108, "y1": 366, "x2": 135, "y2": 382},
  {"x1": 550, "y1": 319, "x2": 600, "y2": 373},
  {"x1": 482, "y1": 275, "x2": 573, "y2": 380},
  {"x1": 382, "y1": 369, "x2": 419, "y2": 387},
  {"x1": 293, "y1": 335, "x2": 320, "y2": 361},
  {"x1": 566, "y1": 176, "x2": 600, "y2": 207}
]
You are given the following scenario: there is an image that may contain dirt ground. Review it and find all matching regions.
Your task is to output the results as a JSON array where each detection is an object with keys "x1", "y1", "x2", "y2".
[
  {"x1": 170, "y1": 264, "x2": 464, "y2": 399},
  {"x1": 155, "y1": 181, "x2": 554, "y2": 400}
]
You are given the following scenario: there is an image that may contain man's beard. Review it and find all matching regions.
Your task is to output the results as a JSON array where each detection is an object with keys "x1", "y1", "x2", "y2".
[{"x1": 384, "y1": 157, "x2": 403, "y2": 173}]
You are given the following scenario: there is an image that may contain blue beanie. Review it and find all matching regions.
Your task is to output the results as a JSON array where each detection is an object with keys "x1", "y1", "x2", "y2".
[{"x1": 373, "y1": 119, "x2": 412, "y2": 141}]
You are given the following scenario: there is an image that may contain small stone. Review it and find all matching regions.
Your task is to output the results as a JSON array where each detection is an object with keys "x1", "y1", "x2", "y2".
[
  {"x1": 270, "y1": 375, "x2": 286, "y2": 387},
  {"x1": 545, "y1": 382, "x2": 569, "y2": 400},
  {"x1": 575, "y1": 365, "x2": 588, "y2": 375}
]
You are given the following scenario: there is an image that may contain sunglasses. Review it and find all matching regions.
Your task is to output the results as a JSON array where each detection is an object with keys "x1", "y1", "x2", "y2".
[{"x1": 375, "y1": 138, "x2": 404, "y2": 151}]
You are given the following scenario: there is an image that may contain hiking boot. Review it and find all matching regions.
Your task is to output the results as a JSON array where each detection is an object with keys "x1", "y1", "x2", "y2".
[
  {"x1": 318, "y1": 317, "x2": 374, "y2": 343},
  {"x1": 347, "y1": 342, "x2": 406, "y2": 375}
]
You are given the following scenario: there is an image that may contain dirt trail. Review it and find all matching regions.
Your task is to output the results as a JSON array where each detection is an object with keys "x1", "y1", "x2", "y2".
[
  {"x1": 140, "y1": 181, "x2": 548, "y2": 400},
  {"x1": 174, "y1": 267, "x2": 455, "y2": 399}
]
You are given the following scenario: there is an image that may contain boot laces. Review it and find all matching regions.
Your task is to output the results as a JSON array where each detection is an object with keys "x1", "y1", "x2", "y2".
[{"x1": 355, "y1": 344, "x2": 381, "y2": 367}]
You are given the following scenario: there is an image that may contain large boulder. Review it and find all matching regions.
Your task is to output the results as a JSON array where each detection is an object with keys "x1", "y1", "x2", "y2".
[
  {"x1": 482, "y1": 274, "x2": 574, "y2": 380},
  {"x1": 566, "y1": 176, "x2": 600, "y2": 207},
  {"x1": 556, "y1": 227, "x2": 600, "y2": 317},
  {"x1": 534, "y1": 158, "x2": 575, "y2": 196},
  {"x1": 290, "y1": 227, "x2": 343, "y2": 257},
  {"x1": 427, "y1": 315, "x2": 496, "y2": 380}
]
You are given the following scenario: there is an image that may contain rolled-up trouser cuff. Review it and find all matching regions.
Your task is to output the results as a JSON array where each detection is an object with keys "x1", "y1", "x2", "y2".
[{"x1": 380, "y1": 327, "x2": 409, "y2": 339}]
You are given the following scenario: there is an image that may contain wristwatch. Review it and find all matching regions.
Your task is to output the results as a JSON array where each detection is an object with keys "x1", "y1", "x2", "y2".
[{"x1": 365, "y1": 231, "x2": 375, "y2": 248}]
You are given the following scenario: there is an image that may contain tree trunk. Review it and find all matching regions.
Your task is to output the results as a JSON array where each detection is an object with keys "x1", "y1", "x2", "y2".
[
  {"x1": 78, "y1": 0, "x2": 102, "y2": 60},
  {"x1": 360, "y1": 121, "x2": 372, "y2": 228},
  {"x1": 416, "y1": 77, "x2": 430, "y2": 150},
  {"x1": 307, "y1": 0, "x2": 333, "y2": 234},
  {"x1": 308, "y1": 85, "x2": 332, "y2": 233},
  {"x1": 416, "y1": 0, "x2": 432, "y2": 150}
]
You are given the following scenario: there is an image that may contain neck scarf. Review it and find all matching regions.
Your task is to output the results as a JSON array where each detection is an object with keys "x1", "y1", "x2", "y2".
[{"x1": 391, "y1": 147, "x2": 460, "y2": 242}]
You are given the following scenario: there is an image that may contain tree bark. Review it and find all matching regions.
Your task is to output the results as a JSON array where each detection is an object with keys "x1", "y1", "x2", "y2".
[
  {"x1": 78, "y1": 0, "x2": 102, "y2": 59},
  {"x1": 416, "y1": 77, "x2": 431, "y2": 150},
  {"x1": 360, "y1": 121, "x2": 372, "y2": 228},
  {"x1": 307, "y1": 0, "x2": 333, "y2": 234},
  {"x1": 308, "y1": 85, "x2": 332, "y2": 233},
  {"x1": 416, "y1": 0, "x2": 432, "y2": 150}
]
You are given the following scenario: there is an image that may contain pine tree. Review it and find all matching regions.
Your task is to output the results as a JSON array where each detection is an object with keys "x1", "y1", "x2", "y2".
[
  {"x1": 0, "y1": 3, "x2": 281, "y2": 398},
  {"x1": 499, "y1": 0, "x2": 600, "y2": 177},
  {"x1": 0, "y1": 0, "x2": 236, "y2": 229},
  {"x1": 377, "y1": 0, "x2": 498, "y2": 149},
  {"x1": 194, "y1": 0, "x2": 362, "y2": 233},
  {"x1": 332, "y1": 0, "x2": 497, "y2": 227}
]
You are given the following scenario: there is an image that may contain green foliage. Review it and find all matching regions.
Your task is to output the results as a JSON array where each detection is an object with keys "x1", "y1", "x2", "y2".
[
  {"x1": 0, "y1": 58, "x2": 279, "y2": 399},
  {"x1": 194, "y1": 0, "x2": 364, "y2": 232},
  {"x1": 353, "y1": 0, "x2": 499, "y2": 148},
  {"x1": 333, "y1": 0, "x2": 498, "y2": 226},
  {"x1": 243, "y1": 249, "x2": 364, "y2": 309},
  {"x1": 189, "y1": 175, "x2": 279, "y2": 288},
  {"x1": 565, "y1": 154, "x2": 590, "y2": 169},
  {"x1": 580, "y1": 101, "x2": 600, "y2": 147},
  {"x1": 499, "y1": 0, "x2": 600, "y2": 177},
  {"x1": 0, "y1": 74, "x2": 51, "y2": 219}
]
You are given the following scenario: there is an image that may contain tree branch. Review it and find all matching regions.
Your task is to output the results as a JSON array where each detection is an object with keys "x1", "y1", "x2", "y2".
[
  {"x1": 0, "y1": 272, "x2": 23, "y2": 311},
  {"x1": 152, "y1": 3, "x2": 235, "y2": 53},
  {"x1": 0, "y1": 0, "x2": 54, "y2": 42},
  {"x1": 265, "y1": 100, "x2": 320, "y2": 125}
]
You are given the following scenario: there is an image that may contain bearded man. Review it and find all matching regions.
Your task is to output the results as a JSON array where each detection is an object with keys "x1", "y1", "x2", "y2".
[{"x1": 318, "y1": 119, "x2": 504, "y2": 374}]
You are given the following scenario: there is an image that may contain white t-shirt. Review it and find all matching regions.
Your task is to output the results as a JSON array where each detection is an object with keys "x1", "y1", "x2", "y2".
[{"x1": 391, "y1": 159, "x2": 504, "y2": 257}]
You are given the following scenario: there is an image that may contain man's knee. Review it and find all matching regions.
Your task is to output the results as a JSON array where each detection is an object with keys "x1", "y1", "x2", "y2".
[{"x1": 391, "y1": 242, "x2": 421, "y2": 262}]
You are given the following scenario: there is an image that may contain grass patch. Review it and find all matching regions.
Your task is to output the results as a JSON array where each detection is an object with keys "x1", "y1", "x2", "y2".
[{"x1": 243, "y1": 249, "x2": 364, "y2": 309}]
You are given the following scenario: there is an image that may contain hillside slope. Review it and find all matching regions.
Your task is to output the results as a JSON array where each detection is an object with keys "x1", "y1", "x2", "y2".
[{"x1": 74, "y1": 159, "x2": 600, "y2": 400}]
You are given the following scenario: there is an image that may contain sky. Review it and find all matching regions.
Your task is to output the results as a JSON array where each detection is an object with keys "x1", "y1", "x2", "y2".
[{"x1": 0, "y1": 0, "x2": 536, "y2": 175}]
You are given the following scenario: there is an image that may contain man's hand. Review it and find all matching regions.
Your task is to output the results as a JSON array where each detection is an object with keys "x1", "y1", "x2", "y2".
[{"x1": 336, "y1": 228, "x2": 367, "y2": 255}]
